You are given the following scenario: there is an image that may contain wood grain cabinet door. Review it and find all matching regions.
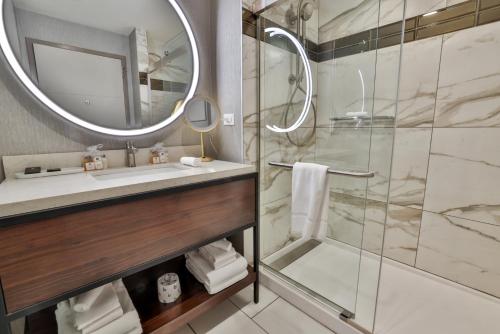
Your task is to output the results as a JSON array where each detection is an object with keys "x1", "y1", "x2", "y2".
[{"x1": 0, "y1": 176, "x2": 256, "y2": 313}]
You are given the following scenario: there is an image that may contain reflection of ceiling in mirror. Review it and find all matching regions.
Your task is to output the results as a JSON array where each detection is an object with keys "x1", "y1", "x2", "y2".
[{"x1": 12, "y1": 0, "x2": 184, "y2": 42}]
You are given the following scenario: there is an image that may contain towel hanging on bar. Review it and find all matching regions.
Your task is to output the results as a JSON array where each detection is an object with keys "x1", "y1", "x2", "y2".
[{"x1": 268, "y1": 162, "x2": 375, "y2": 178}]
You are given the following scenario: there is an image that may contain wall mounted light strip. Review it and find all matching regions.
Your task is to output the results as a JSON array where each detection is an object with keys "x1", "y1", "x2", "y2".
[
  {"x1": 264, "y1": 27, "x2": 313, "y2": 134},
  {"x1": 0, "y1": 0, "x2": 199, "y2": 137}
]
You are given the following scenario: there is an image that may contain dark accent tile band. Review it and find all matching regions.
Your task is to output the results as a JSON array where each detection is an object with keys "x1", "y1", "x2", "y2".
[
  {"x1": 138, "y1": 72, "x2": 187, "y2": 93},
  {"x1": 243, "y1": 0, "x2": 500, "y2": 62}
]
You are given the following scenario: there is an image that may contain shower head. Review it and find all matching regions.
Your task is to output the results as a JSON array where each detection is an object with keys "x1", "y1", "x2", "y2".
[{"x1": 300, "y1": 2, "x2": 314, "y2": 21}]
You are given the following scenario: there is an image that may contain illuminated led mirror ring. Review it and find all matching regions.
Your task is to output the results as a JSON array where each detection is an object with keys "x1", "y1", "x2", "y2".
[
  {"x1": 0, "y1": 0, "x2": 199, "y2": 137},
  {"x1": 265, "y1": 27, "x2": 313, "y2": 133}
]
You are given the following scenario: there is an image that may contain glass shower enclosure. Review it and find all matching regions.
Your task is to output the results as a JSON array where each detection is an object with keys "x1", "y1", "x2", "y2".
[{"x1": 257, "y1": 0, "x2": 405, "y2": 332}]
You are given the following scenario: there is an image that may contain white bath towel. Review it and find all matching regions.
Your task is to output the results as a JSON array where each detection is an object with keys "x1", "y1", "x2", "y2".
[
  {"x1": 56, "y1": 280, "x2": 141, "y2": 334},
  {"x1": 88, "y1": 280, "x2": 141, "y2": 334},
  {"x1": 186, "y1": 251, "x2": 247, "y2": 286},
  {"x1": 126, "y1": 328, "x2": 142, "y2": 334},
  {"x1": 74, "y1": 284, "x2": 123, "y2": 330},
  {"x1": 72, "y1": 285, "x2": 105, "y2": 312},
  {"x1": 81, "y1": 308, "x2": 123, "y2": 334},
  {"x1": 209, "y1": 238, "x2": 233, "y2": 252},
  {"x1": 291, "y1": 162, "x2": 329, "y2": 240},
  {"x1": 186, "y1": 261, "x2": 248, "y2": 294},
  {"x1": 199, "y1": 245, "x2": 237, "y2": 269}
]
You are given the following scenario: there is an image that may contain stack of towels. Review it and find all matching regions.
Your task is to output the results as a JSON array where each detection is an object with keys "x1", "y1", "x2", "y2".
[
  {"x1": 55, "y1": 280, "x2": 142, "y2": 334},
  {"x1": 185, "y1": 238, "x2": 248, "y2": 294}
]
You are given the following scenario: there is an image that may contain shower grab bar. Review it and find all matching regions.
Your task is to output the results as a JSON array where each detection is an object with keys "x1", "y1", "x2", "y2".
[{"x1": 268, "y1": 161, "x2": 375, "y2": 178}]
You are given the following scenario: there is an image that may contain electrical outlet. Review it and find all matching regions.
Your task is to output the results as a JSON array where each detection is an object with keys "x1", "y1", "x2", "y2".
[{"x1": 223, "y1": 114, "x2": 235, "y2": 126}]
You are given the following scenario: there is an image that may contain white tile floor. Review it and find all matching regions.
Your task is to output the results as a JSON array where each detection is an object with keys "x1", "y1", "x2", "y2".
[{"x1": 173, "y1": 285, "x2": 336, "y2": 334}]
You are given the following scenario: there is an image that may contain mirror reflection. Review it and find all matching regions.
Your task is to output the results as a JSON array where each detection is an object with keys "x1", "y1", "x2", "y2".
[
  {"x1": 184, "y1": 96, "x2": 220, "y2": 162},
  {"x1": 3, "y1": 0, "x2": 195, "y2": 130},
  {"x1": 184, "y1": 99, "x2": 220, "y2": 133}
]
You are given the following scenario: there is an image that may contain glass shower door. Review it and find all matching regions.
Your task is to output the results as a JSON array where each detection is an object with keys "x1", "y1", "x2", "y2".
[{"x1": 258, "y1": 0, "x2": 404, "y2": 331}]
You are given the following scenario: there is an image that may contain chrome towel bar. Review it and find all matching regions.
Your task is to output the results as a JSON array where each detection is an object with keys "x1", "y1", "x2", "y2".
[{"x1": 268, "y1": 162, "x2": 375, "y2": 178}]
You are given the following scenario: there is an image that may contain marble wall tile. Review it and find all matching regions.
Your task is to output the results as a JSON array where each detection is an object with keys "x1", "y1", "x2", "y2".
[
  {"x1": 243, "y1": 127, "x2": 258, "y2": 165},
  {"x1": 416, "y1": 211, "x2": 500, "y2": 298},
  {"x1": 367, "y1": 128, "x2": 395, "y2": 202},
  {"x1": 260, "y1": 196, "x2": 294, "y2": 258},
  {"x1": 424, "y1": 128, "x2": 500, "y2": 226},
  {"x1": 243, "y1": 0, "x2": 257, "y2": 11},
  {"x1": 397, "y1": 36, "x2": 442, "y2": 128},
  {"x1": 363, "y1": 200, "x2": 387, "y2": 255},
  {"x1": 328, "y1": 192, "x2": 366, "y2": 248},
  {"x1": 379, "y1": 0, "x2": 406, "y2": 27},
  {"x1": 406, "y1": 0, "x2": 446, "y2": 18},
  {"x1": 435, "y1": 21, "x2": 500, "y2": 127},
  {"x1": 318, "y1": 0, "x2": 380, "y2": 43},
  {"x1": 383, "y1": 205, "x2": 422, "y2": 266},
  {"x1": 389, "y1": 128, "x2": 432, "y2": 209},
  {"x1": 261, "y1": 128, "x2": 316, "y2": 204},
  {"x1": 328, "y1": 192, "x2": 386, "y2": 255},
  {"x1": 328, "y1": 51, "x2": 377, "y2": 122},
  {"x1": 373, "y1": 44, "x2": 401, "y2": 119},
  {"x1": 316, "y1": 128, "x2": 370, "y2": 198},
  {"x1": 243, "y1": 35, "x2": 258, "y2": 128}
]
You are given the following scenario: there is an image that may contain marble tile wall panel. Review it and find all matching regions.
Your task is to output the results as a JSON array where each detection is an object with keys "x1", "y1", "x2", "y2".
[
  {"x1": 383, "y1": 205, "x2": 422, "y2": 266},
  {"x1": 389, "y1": 128, "x2": 432, "y2": 209},
  {"x1": 261, "y1": 44, "x2": 318, "y2": 124},
  {"x1": 261, "y1": 128, "x2": 316, "y2": 204},
  {"x1": 424, "y1": 128, "x2": 500, "y2": 226},
  {"x1": 260, "y1": 196, "x2": 294, "y2": 258},
  {"x1": 397, "y1": 36, "x2": 442, "y2": 128},
  {"x1": 367, "y1": 128, "x2": 395, "y2": 202},
  {"x1": 318, "y1": 0, "x2": 380, "y2": 43},
  {"x1": 362, "y1": 200, "x2": 387, "y2": 255},
  {"x1": 435, "y1": 21, "x2": 500, "y2": 127},
  {"x1": 243, "y1": 35, "x2": 258, "y2": 124},
  {"x1": 416, "y1": 211, "x2": 500, "y2": 298},
  {"x1": 317, "y1": 50, "x2": 380, "y2": 128},
  {"x1": 315, "y1": 128, "x2": 370, "y2": 198},
  {"x1": 328, "y1": 192, "x2": 386, "y2": 254},
  {"x1": 328, "y1": 192, "x2": 366, "y2": 248},
  {"x1": 243, "y1": 0, "x2": 257, "y2": 11},
  {"x1": 373, "y1": 44, "x2": 401, "y2": 119},
  {"x1": 243, "y1": 35, "x2": 258, "y2": 166},
  {"x1": 243, "y1": 127, "x2": 258, "y2": 165},
  {"x1": 379, "y1": 0, "x2": 405, "y2": 26}
]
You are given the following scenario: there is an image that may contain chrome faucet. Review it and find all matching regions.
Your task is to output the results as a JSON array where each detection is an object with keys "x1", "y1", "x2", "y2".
[{"x1": 126, "y1": 141, "x2": 138, "y2": 167}]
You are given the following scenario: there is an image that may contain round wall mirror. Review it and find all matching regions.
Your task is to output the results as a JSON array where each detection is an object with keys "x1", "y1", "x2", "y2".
[
  {"x1": 184, "y1": 96, "x2": 220, "y2": 162},
  {"x1": 0, "y1": 0, "x2": 199, "y2": 136}
]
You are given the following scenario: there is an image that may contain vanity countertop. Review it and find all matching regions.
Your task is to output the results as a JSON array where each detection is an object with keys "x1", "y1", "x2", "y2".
[{"x1": 0, "y1": 160, "x2": 256, "y2": 219}]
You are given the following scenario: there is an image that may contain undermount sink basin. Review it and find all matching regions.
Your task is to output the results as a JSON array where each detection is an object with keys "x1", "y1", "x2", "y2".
[{"x1": 91, "y1": 164, "x2": 188, "y2": 181}]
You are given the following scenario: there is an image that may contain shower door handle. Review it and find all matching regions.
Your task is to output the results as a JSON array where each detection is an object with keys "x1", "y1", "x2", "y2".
[{"x1": 264, "y1": 27, "x2": 313, "y2": 134}]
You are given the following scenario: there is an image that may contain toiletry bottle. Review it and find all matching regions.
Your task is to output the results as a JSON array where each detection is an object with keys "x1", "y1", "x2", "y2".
[{"x1": 150, "y1": 143, "x2": 168, "y2": 164}]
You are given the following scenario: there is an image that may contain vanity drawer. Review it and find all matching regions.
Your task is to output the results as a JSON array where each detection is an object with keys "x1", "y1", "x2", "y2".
[{"x1": 0, "y1": 175, "x2": 256, "y2": 314}]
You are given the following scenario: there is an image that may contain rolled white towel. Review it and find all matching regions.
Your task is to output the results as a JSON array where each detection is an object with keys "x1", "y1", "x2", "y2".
[
  {"x1": 74, "y1": 284, "x2": 123, "y2": 330},
  {"x1": 186, "y1": 252, "x2": 247, "y2": 286},
  {"x1": 209, "y1": 238, "x2": 233, "y2": 252},
  {"x1": 72, "y1": 285, "x2": 105, "y2": 312},
  {"x1": 180, "y1": 157, "x2": 201, "y2": 167},
  {"x1": 199, "y1": 245, "x2": 237, "y2": 269}
]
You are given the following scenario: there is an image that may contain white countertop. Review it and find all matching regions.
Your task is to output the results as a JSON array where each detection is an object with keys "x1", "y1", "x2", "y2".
[{"x1": 0, "y1": 160, "x2": 256, "y2": 219}]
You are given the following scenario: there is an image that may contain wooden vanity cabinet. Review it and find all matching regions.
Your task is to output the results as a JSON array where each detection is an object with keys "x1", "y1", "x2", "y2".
[{"x1": 0, "y1": 173, "x2": 259, "y2": 334}]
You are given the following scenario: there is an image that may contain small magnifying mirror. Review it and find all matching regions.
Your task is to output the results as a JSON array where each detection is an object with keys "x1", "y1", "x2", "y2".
[{"x1": 184, "y1": 96, "x2": 221, "y2": 162}]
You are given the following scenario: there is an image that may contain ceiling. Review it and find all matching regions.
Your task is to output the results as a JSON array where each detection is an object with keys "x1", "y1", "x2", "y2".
[{"x1": 12, "y1": 0, "x2": 186, "y2": 42}]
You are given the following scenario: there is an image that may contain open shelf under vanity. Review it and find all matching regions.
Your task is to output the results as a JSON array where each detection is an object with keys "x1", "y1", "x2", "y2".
[{"x1": 24, "y1": 256, "x2": 256, "y2": 334}]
